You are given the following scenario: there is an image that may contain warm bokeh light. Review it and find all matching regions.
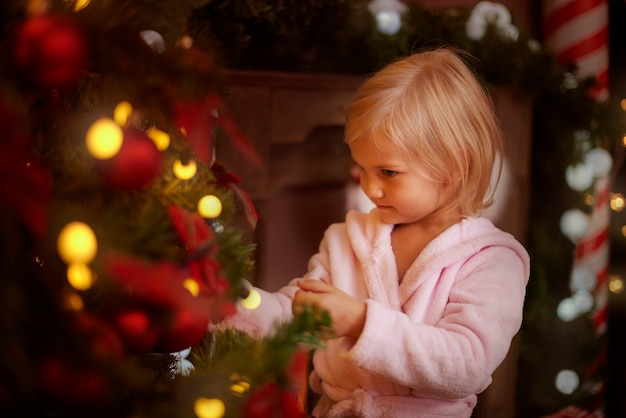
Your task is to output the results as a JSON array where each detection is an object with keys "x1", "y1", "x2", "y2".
[
  {"x1": 147, "y1": 127, "x2": 170, "y2": 151},
  {"x1": 57, "y1": 221, "x2": 97, "y2": 264},
  {"x1": 177, "y1": 35, "x2": 194, "y2": 49},
  {"x1": 198, "y1": 195, "x2": 222, "y2": 219},
  {"x1": 73, "y1": 0, "x2": 91, "y2": 11},
  {"x1": 85, "y1": 118, "x2": 123, "y2": 159},
  {"x1": 113, "y1": 101, "x2": 133, "y2": 126},
  {"x1": 241, "y1": 288, "x2": 261, "y2": 310},
  {"x1": 172, "y1": 159, "x2": 197, "y2": 180},
  {"x1": 194, "y1": 398, "x2": 225, "y2": 418},
  {"x1": 609, "y1": 275, "x2": 624, "y2": 294},
  {"x1": 183, "y1": 278, "x2": 200, "y2": 297},
  {"x1": 621, "y1": 98, "x2": 626, "y2": 111},
  {"x1": 64, "y1": 291, "x2": 84, "y2": 311},
  {"x1": 584, "y1": 193, "x2": 595, "y2": 206},
  {"x1": 610, "y1": 193, "x2": 625, "y2": 212},
  {"x1": 230, "y1": 381, "x2": 250, "y2": 396},
  {"x1": 67, "y1": 262, "x2": 95, "y2": 290}
]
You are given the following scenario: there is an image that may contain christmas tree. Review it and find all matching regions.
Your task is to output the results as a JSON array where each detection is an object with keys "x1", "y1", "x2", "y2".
[{"x1": 0, "y1": 1, "x2": 328, "y2": 417}]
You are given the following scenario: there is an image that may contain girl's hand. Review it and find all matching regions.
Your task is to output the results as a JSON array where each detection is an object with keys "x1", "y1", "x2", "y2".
[{"x1": 292, "y1": 279, "x2": 366, "y2": 340}]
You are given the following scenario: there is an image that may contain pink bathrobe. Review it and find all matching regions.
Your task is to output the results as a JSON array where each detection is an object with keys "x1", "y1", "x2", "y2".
[{"x1": 229, "y1": 209, "x2": 530, "y2": 418}]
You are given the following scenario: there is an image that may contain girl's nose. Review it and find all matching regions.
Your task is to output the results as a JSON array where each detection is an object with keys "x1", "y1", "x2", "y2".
[{"x1": 362, "y1": 176, "x2": 383, "y2": 199}]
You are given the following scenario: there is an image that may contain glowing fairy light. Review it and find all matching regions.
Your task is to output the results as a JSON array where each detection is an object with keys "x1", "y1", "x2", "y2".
[
  {"x1": 113, "y1": 101, "x2": 133, "y2": 126},
  {"x1": 229, "y1": 373, "x2": 251, "y2": 396},
  {"x1": 57, "y1": 221, "x2": 97, "y2": 264},
  {"x1": 610, "y1": 193, "x2": 625, "y2": 212},
  {"x1": 73, "y1": 0, "x2": 90, "y2": 11},
  {"x1": 230, "y1": 380, "x2": 250, "y2": 396},
  {"x1": 183, "y1": 278, "x2": 200, "y2": 297},
  {"x1": 67, "y1": 262, "x2": 95, "y2": 290},
  {"x1": 64, "y1": 291, "x2": 84, "y2": 311},
  {"x1": 198, "y1": 195, "x2": 222, "y2": 218},
  {"x1": 146, "y1": 127, "x2": 170, "y2": 151},
  {"x1": 172, "y1": 159, "x2": 197, "y2": 180},
  {"x1": 609, "y1": 275, "x2": 624, "y2": 294},
  {"x1": 241, "y1": 288, "x2": 261, "y2": 310},
  {"x1": 194, "y1": 398, "x2": 225, "y2": 418},
  {"x1": 85, "y1": 118, "x2": 123, "y2": 159}
]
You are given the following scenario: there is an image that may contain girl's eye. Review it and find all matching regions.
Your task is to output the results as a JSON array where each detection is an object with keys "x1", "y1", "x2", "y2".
[{"x1": 381, "y1": 169, "x2": 397, "y2": 177}]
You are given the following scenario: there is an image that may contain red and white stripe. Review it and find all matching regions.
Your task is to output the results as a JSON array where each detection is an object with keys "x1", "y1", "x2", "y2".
[
  {"x1": 543, "y1": 0, "x2": 610, "y2": 101},
  {"x1": 574, "y1": 175, "x2": 611, "y2": 334}
]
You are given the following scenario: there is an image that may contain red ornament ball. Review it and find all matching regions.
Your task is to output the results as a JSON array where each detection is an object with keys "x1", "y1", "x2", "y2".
[
  {"x1": 155, "y1": 304, "x2": 211, "y2": 353},
  {"x1": 113, "y1": 309, "x2": 161, "y2": 353},
  {"x1": 95, "y1": 128, "x2": 163, "y2": 189},
  {"x1": 11, "y1": 14, "x2": 87, "y2": 91},
  {"x1": 244, "y1": 383, "x2": 304, "y2": 418},
  {"x1": 38, "y1": 357, "x2": 108, "y2": 403}
]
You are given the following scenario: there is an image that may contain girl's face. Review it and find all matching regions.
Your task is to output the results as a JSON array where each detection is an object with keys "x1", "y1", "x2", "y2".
[{"x1": 349, "y1": 137, "x2": 453, "y2": 228}]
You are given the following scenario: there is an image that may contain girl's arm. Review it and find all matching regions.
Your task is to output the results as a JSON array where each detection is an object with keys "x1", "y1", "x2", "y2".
[{"x1": 344, "y1": 247, "x2": 527, "y2": 399}]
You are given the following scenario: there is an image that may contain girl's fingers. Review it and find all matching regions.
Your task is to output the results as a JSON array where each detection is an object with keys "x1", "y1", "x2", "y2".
[{"x1": 296, "y1": 279, "x2": 331, "y2": 293}]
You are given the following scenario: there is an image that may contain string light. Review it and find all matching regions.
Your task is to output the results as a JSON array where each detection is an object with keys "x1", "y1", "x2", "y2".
[
  {"x1": 66, "y1": 262, "x2": 95, "y2": 290},
  {"x1": 63, "y1": 291, "x2": 84, "y2": 311},
  {"x1": 198, "y1": 195, "x2": 222, "y2": 218},
  {"x1": 183, "y1": 278, "x2": 200, "y2": 297},
  {"x1": 609, "y1": 275, "x2": 624, "y2": 294},
  {"x1": 242, "y1": 288, "x2": 261, "y2": 310},
  {"x1": 113, "y1": 101, "x2": 133, "y2": 126},
  {"x1": 57, "y1": 221, "x2": 97, "y2": 264},
  {"x1": 193, "y1": 398, "x2": 225, "y2": 418},
  {"x1": 147, "y1": 127, "x2": 170, "y2": 151},
  {"x1": 173, "y1": 159, "x2": 197, "y2": 180},
  {"x1": 85, "y1": 118, "x2": 123, "y2": 159},
  {"x1": 610, "y1": 193, "x2": 625, "y2": 212},
  {"x1": 73, "y1": 0, "x2": 90, "y2": 11}
]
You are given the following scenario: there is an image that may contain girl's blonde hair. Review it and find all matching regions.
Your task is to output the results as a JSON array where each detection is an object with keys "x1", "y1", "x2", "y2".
[{"x1": 345, "y1": 47, "x2": 503, "y2": 217}]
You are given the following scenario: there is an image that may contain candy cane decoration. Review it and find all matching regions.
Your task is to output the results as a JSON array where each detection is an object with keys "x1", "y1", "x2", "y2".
[
  {"x1": 542, "y1": 0, "x2": 610, "y2": 101},
  {"x1": 544, "y1": 1, "x2": 612, "y2": 411}
]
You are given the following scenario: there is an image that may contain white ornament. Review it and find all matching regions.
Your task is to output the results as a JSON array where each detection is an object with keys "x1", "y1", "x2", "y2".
[
  {"x1": 584, "y1": 147, "x2": 613, "y2": 178},
  {"x1": 570, "y1": 265, "x2": 597, "y2": 292},
  {"x1": 572, "y1": 290, "x2": 595, "y2": 314},
  {"x1": 171, "y1": 347, "x2": 195, "y2": 376},
  {"x1": 559, "y1": 209, "x2": 589, "y2": 243},
  {"x1": 556, "y1": 297, "x2": 578, "y2": 322},
  {"x1": 368, "y1": 0, "x2": 408, "y2": 35},
  {"x1": 565, "y1": 163, "x2": 594, "y2": 191},
  {"x1": 466, "y1": 1, "x2": 519, "y2": 41},
  {"x1": 555, "y1": 369, "x2": 580, "y2": 395},
  {"x1": 140, "y1": 30, "x2": 165, "y2": 53}
]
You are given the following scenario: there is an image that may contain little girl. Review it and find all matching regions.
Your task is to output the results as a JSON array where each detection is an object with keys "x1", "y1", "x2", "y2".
[{"x1": 227, "y1": 47, "x2": 529, "y2": 418}]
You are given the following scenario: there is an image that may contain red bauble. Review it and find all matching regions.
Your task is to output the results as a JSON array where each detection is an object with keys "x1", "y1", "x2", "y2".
[
  {"x1": 113, "y1": 309, "x2": 161, "y2": 353},
  {"x1": 155, "y1": 304, "x2": 211, "y2": 353},
  {"x1": 95, "y1": 128, "x2": 163, "y2": 189},
  {"x1": 244, "y1": 383, "x2": 305, "y2": 418},
  {"x1": 11, "y1": 14, "x2": 87, "y2": 91},
  {"x1": 38, "y1": 357, "x2": 108, "y2": 404},
  {"x1": 75, "y1": 313, "x2": 125, "y2": 360}
]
